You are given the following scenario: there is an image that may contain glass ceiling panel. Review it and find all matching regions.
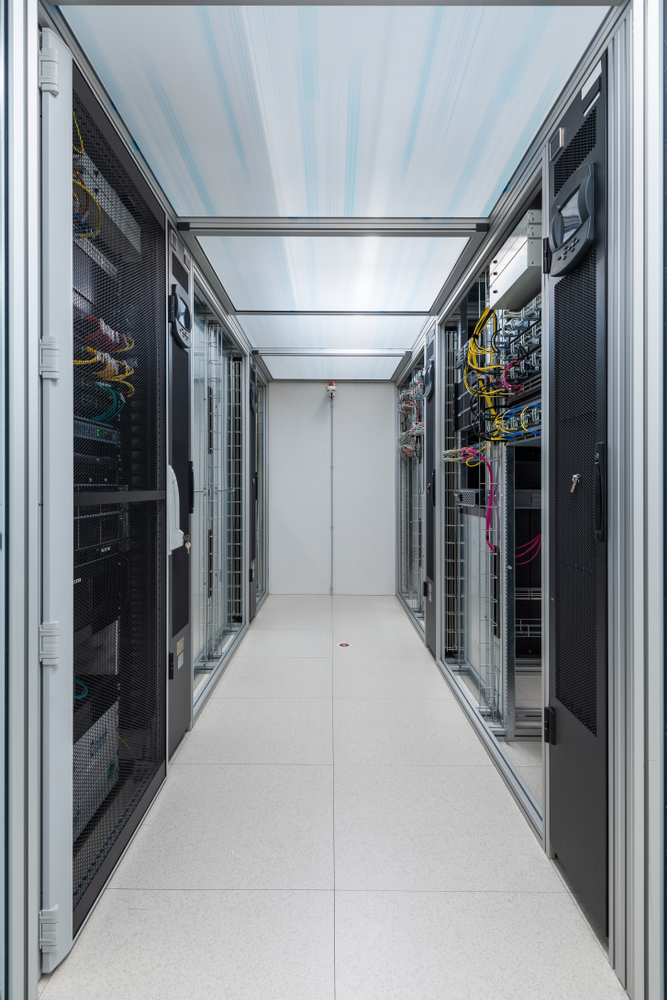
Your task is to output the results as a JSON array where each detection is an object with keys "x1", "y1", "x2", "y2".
[
  {"x1": 62, "y1": 6, "x2": 609, "y2": 218},
  {"x1": 237, "y1": 314, "x2": 427, "y2": 350},
  {"x1": 197, "y1": 236, "x2": 467, "y2": 311},
  {"x1": 262, "y1": 355, "x2": 400, "y2": 381}
]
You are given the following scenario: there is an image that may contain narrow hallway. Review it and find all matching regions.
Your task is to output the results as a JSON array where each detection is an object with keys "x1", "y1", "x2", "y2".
[{"x1": 39, "y1": 596, "x2": 625, "y2": 1000}]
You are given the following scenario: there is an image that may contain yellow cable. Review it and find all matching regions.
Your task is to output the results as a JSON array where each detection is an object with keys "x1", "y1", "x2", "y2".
[
  {"x1": 72, "y1": 112, "x2": 84, "y2": 154},
  {"x1": 73, "y1": 178, "x2": 102, "y2": 238},
  {"x1": 118, "y1": 734, "x2": 136, "y2": 762},
  {"x1": 108, "y1": 377, "x2": 135, "y2": 398}
]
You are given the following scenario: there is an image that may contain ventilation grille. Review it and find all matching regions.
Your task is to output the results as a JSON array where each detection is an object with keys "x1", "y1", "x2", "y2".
[
  {"x1": 553, "y1": 250, "x2": 597, "y2": 735},
  {"x1": 553, "y1": 108, "x2": 597, "y2": 197},
  {"x1": 172, "y1": 252, "x2": 189, "y2": 295}
]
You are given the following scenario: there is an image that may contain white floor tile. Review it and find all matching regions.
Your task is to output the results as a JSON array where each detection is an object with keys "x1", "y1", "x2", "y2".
[
  {"x1": 333, "y1": 656, "x2": 452, "y2": 700},
  {"x1": 215, "y1": 655, "x2": 332, "y2": 699},
  {"x1": 178, "y1": 697, "x2": 333, "y2": 765},
  {"x1": 334, "y1": 891, "x2": 625, "y2": 1000},
  {"x1": 333, "y1": 699, "x2": 490, "y2": 766},
  {"x1": 251, "y1": 598, "x2": 332, "y2": 631},
  {"x1": 333, "y1": 630, "x2": 433, "y2": 661},
  {"x1": 53, "y1": 593, "x2": 621, "y2": 1000},
  {"x1": 239, "y1": 629, "x2": 332, "y2": 658},
  {"x1": 110, "y1": 764, "x2": 334, "y2": 890},
  {"x1": 42, "y1": 889, "x2": 334, "y2": 1000},
  {"x1": 334, "y1": 765, "x2": 564, "y2": 892}
]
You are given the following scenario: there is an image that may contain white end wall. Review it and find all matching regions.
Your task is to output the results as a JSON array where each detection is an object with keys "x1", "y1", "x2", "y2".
[{"x1": 268, "y1": 381, "x2": 396, "y2": 595}]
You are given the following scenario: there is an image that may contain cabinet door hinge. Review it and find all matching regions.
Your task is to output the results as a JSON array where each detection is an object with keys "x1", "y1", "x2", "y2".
[
  {"x1": 544, "y1": 706, "x2": 556, "y2": 745},
  {"x1": 38, "y1": 34, "x2": 59, "y2": 96},
  {"x1": 542, "y1": 237, "x2": 552, "y2": 275},
  {"x1": 39, "y1": 904, "x2": 60, "y2": 953},
  {"x1": 39, "y1": 337, "x2": 60, "y2": 379},
  {"x1": 39, "y1": 621, "x2": 60, "y2": 666}
]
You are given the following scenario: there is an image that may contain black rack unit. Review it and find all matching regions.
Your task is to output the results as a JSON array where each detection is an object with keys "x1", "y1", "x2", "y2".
[{"x1": 72, "y1": 67, "x2": 166, "y2": 932}]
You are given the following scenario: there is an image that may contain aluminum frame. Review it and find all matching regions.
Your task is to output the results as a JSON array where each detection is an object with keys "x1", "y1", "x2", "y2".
[{"x1": 39, "y1": 28, "x2": 74, "y2": 973}]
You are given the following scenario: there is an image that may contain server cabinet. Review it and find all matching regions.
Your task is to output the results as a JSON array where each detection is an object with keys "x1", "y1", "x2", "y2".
[
  {"x1": 190, "y1": 299, "x2": 245, "y2": 702},
  {"x1": 397, "y1": 357, "x2": 426, "y2": 628},
  {"x1": 167, "y1": 231, "x2": 192, "y2": 758},
  {"x1": 41, "y1": 49, "x2": 167, "y2": 968},
  {"x1": 546, "y1": 60, "x2": 608, "y2": 932},
  {"x1": 424, "y1": 331, "x2": 437, "y2": 656},
  {"x1": 248, "y1": 362, "x2": 258, "y2": 621}
]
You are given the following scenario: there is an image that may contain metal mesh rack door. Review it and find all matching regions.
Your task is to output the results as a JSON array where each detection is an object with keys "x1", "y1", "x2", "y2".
[
  {"x1": 191, "y1": 317, "x2": 244, "y2": 698},
  {"x1": 398, "y1": 361, "x2": 425, "y2": 624},
  {"x1": 255, "y1": 384, "x2": 267, "y2": 602},
  {"x1": 71, "y1": 71, "x2": 166, "y2": 933}
]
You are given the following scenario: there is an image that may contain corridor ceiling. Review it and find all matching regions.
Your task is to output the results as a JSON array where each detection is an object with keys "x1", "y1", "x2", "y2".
[{"x1": 61, "y1": 4, "x2": 610, "y2": 379}]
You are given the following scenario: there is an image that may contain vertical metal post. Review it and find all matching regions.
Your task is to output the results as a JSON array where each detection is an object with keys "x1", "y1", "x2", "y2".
[
  {"x1": 505, "y1": 446, "x2": 516, "y2": 741},
  {"x1": 330, "y1": 393, "x2": 334, "y2": 597}
]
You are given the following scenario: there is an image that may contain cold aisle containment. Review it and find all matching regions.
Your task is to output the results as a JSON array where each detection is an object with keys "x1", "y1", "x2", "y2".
[{"x1": 0, "y1": 0, "x2": 664, "y2": 998}]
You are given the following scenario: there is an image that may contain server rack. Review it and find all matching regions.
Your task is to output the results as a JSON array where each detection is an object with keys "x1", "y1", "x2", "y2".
[
  {"x1": 248, "y1": 361, "x2": 258, "y2": 621},
  {"x1": 190, "y1": 294, "x2": 245, "y2": 705},
  {"x1": 397, "y1": 356, "x2": 426, "y2": 629},
  {"x1": 443, "y1": 255, "x2": 544, "y2": 759},
  {"x1": 424, "y1": 331, "x2": 437, "y2": 656},
  {"x1": 41, "y1": 49, "x2": 167, "y2": 968},
  {"x1": 167, "y1": 230, "x2": 193, "y2": 759}
]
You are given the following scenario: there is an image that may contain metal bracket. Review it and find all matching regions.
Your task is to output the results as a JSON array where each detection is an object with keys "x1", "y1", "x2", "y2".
[
  {"x1": 544, "y1": 706, "x2": 556, "y2": 745},
  {"x1": 39, "y1": 621, "x2": 60, "y2": 666},
  {"x1": 39, "y1": 904, "x2": 60, "y2": 953},
  {"x1": 38, "y1": 34, "x2": 59, "y2": 96},
  {"x1": 39, "y1": 337, "x2": 60, "y2": 379}
]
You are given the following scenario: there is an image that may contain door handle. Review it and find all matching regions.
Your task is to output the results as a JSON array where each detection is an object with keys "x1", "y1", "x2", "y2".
[
  {"x1": 429, "y1": 468, "x2": 436, "y2": 507},
  {"x1": 189, "y1": 460, "x2": 195, "y2": 514},
  {"x1": 168, "y1": 465, "x2": 184, "y2": 554},
  {"x1": 594, "y1": 441, "x2": 605, "y2": 542}
]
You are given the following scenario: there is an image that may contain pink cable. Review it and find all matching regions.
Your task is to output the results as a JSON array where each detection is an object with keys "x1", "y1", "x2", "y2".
[
  {"x1": 516, "y1": 534, "x2": 541, "y2": 554},
  {"x1": 515, "y1": 535, "x2": 541, "y2": 566},
  {"x1": 503, "y1": 361, "x2": 522, "y2": 394},
  {"x1": 462, "y1": 448, "x2": 497, "y2": 553}
]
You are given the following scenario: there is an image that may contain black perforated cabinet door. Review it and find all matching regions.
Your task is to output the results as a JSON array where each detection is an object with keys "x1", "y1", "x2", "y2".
[{"x1": 547, "y1": 58, "x2": 608, "y2": 934}]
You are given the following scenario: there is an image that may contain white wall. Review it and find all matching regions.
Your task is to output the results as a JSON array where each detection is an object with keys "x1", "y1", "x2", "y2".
[
  {"x1": 268, "y1": 382, "x2": 332, "y2": 594},
  {"x1": 268, "y1": 381, "x2": 396, "y2": 595}
]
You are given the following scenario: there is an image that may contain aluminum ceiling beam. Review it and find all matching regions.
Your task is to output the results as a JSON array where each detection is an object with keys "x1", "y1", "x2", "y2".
[
  {"x1": 61, "y1": 1, "x2": 617, "y2": 6},
  {"x1": 237, "y1": 310, "x2": 429, "y2": 317},
  {"x1": 181, "y1": 218, "x2": 488, "y2": 238},
  {"x1": 252, "y1": 348, "x2": 411, "y2": 357}
]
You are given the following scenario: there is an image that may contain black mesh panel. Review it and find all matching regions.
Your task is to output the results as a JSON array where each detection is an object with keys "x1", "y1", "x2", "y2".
[
  {"x1": 171, "y1": 252, "x2": 189, "y2": 295},
  {"x1": 553, "y1": 108, "x2": 597, "y2": 196},
  {"x1": 72, "y1": 90, "x2": 166, "y2": 918},
  {"x1": 553, "y1": 250, "x2": 597, "y2": 734}
]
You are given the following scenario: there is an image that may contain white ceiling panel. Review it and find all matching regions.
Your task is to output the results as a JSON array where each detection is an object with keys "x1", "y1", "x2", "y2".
[
  {"x1": 237, "y1": 314, "x2": 427, "y2": 349},
  {"x1": 262, "y1": 355, "x2": 401, "y2": 381},
  {"x1": 197, "y1": 235, "x2": 467, "y2": 310},
  {"x1": 62, "y1": 5, "x2": 609, "y2": 218}
]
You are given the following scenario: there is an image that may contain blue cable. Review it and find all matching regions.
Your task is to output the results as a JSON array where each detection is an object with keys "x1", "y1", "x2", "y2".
[{"x1": 74, "y1": 679, "x2": 88, "y2": 700}]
